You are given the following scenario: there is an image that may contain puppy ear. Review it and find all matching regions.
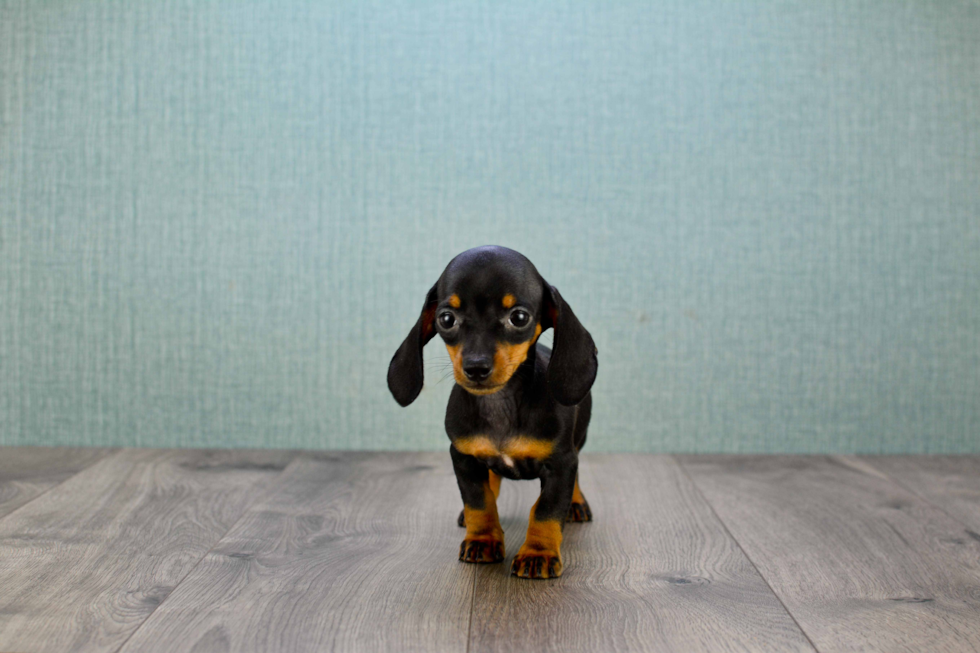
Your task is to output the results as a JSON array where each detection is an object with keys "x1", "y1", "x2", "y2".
[
  {"x1": 387, "y1": 284, "x2": 439, "y2": 406},
  {"x1": 542, "y1": 283, "x2": 598, "y2": 406}
]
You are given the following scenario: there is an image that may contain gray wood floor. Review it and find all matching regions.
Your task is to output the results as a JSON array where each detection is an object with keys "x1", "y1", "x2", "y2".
[{"x1": 0, "y1": 449, "x2": 978, "y2": 653}]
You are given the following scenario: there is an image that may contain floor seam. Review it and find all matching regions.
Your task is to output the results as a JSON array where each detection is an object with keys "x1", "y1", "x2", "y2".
[
  {"x1": 108, "y1": 450, "x2": 305, "y2": 653},
  {"x1": 0, "y1": 447, "x2": 120, "y2": 526},
  {"x1": 671, "y1": 454, "x2": 822, "y2": 653},
  {"x1": 465, "y1": 565, "x2": 477, "y2": 653}
]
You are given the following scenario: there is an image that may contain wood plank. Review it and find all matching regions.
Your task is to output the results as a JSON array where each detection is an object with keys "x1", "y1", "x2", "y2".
[
  {"x1": 860, "y1": 456, "x2": 980, "y2": 534},
  {"x1": 0, "y1": 448, "x2": 296, "y2": 653},
  {"x1": 679, "y1": 455, "x2": 980, "y2": 653},
  {"x1": 119, "y1": 452, "x2": 475, "y2": 653},
  {"x1": 469, "y1": 454, "x2": 814, "y2": 653},
  {"x1": 0, "y1": 447, "x2": 112, "y2": 520}
]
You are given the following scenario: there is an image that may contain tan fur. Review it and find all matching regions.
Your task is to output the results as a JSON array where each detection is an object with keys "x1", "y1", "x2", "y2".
[
  {"x1": 488, "y1": 471, "x2": 501, "y2": 498},
  {"x1": 445, "y1": 343, "x2": 467, "y2": 387},
  {"x1": 453, "y1": 435, "x2": 554, "y2": 461},
  {"x1": 486, "y1": 323, "x2": 542, "y2": 390},
  {"x1": 449, "y1": 323, "x2": 542, "y2": 396},
  {"x1": 452, "y1": 435, "x2": 499, "y2": 459},
  {"x1": 460, "y1": 480, "x2": 504, "y2": 560},
  {"x1": 512, "y1": 498, "x2": 564, "y2": 578},
  {"x1": 572, "y1": 476, "x2": 586, "y2": 504},
  {"x1": 522, "y1": 514, "x2": 562, "y2": 555}
]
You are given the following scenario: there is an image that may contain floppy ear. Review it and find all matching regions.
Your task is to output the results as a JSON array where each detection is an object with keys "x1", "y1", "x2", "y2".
[
  {"x1": 387, "y1": 284, "x2": 439, "y2": 407},
  {"x1": 542, "y1": 283, "x2": 598, "y2": 406}
]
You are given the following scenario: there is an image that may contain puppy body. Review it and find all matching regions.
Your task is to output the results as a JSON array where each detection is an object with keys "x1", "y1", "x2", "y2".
[
  {"x1": 388, "y1": 246, "x2": 597, "y2": 579},
  {"x1": 448, "y1": 347, "x2": 590, "y2": 481}
]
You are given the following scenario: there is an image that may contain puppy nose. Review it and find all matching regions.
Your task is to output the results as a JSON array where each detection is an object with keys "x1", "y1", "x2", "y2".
[{"x1": 462, "y1": 357, "x2": 493, "y2": 381}]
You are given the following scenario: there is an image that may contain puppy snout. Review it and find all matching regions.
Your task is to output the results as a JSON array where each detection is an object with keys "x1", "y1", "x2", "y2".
[{"x1": 462, "y1": 356, "x2": 493, "y2": 382}]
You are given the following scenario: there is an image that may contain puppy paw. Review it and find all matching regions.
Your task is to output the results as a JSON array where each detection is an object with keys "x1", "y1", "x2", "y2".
[
  {"x1": 457, "y1": 509, "x2": 466, "y2": 528},
  {"x1": 459, "y1": 538, "x2": 504, "y2": 563},
  {"x1": 511, "y1": 551, "x2": 562, "y2": 579},
  {"x1": 566, "y1": 500, "x2": 592, "y2": 522}
]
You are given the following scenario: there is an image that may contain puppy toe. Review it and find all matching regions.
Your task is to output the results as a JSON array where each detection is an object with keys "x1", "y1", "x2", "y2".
[
  {"x1": 511, "y1": 551, "x2": 562, "y2": 579},
  {"x1": 566, "y1": 500, "x2": 593, "y2": 522},
  {"x1": 459, "y1": 538, "x2": 504, "y2": 564}
]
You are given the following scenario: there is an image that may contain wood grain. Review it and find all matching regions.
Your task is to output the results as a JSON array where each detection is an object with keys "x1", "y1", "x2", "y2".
[
  {"x1": 119, "y1": 452, "x2": 476, "y2": 653},
  {"x1": 469, "y1": 454, "x2": 814, "y2": 653},
  {"x1": 679, "y1": 455, "x2": 980, "y2": 653},
  {"x1": 0, "y1": 447, "x2": 112, "y2": 520},
  {"x1": 0, "y1": 448, "x2": 296, "y2": 653},
  {"x1": 860, "y1": 456, "x2": 980, "y2": 534},
  {"x1": 5, "y1": 450, "x2": 979, "y2": 653}
]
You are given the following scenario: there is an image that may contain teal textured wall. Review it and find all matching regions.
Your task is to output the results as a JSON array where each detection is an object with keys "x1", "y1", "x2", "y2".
[{"x1": 1, "y1": 1, "x2": 978, "y2": 453}]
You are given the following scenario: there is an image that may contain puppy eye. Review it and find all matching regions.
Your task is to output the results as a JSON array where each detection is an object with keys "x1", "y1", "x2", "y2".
[
  {"x1": 509, "y1": 310, "x2": 530, "y2": 328},
  {"x1": 438, "y1": 312, "x2": 457, "y2": 329}
]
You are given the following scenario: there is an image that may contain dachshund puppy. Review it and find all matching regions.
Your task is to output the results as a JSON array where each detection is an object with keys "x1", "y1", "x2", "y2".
[{"x1": 388, "y1": 246, "x2": 597, "y2": 579}]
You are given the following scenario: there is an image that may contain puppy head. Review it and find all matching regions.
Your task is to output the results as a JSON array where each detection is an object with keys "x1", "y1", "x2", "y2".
[{"x1": 387, "y1": 246, "x2": 597, "y2": 406}]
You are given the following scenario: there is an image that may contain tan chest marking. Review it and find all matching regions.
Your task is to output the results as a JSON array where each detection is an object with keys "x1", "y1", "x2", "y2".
[{"x1": 453, "y1": 435, "x2": 554, "y2": 461}]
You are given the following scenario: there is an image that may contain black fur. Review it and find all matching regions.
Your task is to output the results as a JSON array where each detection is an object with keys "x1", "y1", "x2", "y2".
[
  {"x1": 543, "y1": 284, "x2": 598, "y2": 406},
  {"x1": 387, "y1": 284, "x2": 438, "y2": 407},
  {"x1": 388, "y1": 245, "x2": 598, "y2": 579}
]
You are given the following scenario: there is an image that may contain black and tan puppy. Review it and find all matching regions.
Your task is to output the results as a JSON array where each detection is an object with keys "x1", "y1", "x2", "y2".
[{"x1": 388, "y1": 246, "x2": 597, "y2": 579}]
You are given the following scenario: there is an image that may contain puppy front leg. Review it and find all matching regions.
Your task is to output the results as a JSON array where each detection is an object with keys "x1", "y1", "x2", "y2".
[
  {"x1": 457, "y1": 471, "x2": 501, "y2": 527},
  {"x1": 451, "y1": 446, "x2": 504, "y2": 563},
  {"x1": 512, "y1": 457, "x2": 577, "y2": 579}
]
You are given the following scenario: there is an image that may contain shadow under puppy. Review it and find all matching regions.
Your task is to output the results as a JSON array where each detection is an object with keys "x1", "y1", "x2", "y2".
[{"x1": 388, "y1": 246, "x2": 598, "y2": 579}]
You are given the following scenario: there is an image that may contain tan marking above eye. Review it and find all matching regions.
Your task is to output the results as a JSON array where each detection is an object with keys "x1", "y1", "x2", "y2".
[
  {"x1": 448, "y1": 294, "x2": 461, "y2": 308},
  {"x1": 502, "y1": 294, "x2": 516, "y2": 308}
]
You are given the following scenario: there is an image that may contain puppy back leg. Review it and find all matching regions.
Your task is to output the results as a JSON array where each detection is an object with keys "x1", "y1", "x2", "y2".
[{"x1": 566, "y1": 474, "x2": 593, "y2": 522}]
